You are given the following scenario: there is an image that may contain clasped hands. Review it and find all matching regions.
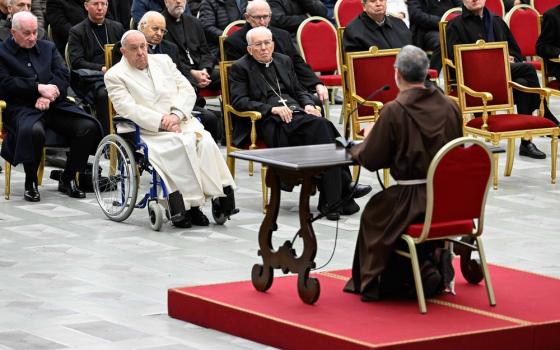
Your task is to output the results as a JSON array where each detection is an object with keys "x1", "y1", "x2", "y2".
[
  {"x1": 160, "y1": 113, "x2": 181, "y2": 132},
  {"x1": 271, "y1": 104, "x2": 321, "y2": 123},
  {"x1": 35, "y1": 83, "x2": 60, "y2": 111},
  {"x1": 191, "y1": 68, "x2": 211, "y2": 88}
]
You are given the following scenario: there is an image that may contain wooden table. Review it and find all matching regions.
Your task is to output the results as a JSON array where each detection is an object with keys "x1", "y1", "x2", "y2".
[{"x1": 230, "y1": 144, "x2": 354, "y2": 304}]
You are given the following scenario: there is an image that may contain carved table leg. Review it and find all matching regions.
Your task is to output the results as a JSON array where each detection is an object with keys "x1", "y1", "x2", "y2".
[{"x1": 252, "y1": 168, "x2": 281, "y2": 292}]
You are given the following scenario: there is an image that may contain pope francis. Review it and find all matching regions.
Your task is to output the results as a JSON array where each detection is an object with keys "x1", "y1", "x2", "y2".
[{"x1": 104, "y1": 30, "x2": 236, "y2": 228}]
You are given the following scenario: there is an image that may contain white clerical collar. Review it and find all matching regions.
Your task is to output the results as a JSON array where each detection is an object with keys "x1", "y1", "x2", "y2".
[{"x1": 261, "y1": 58, "x2": 273, "y2": 67}]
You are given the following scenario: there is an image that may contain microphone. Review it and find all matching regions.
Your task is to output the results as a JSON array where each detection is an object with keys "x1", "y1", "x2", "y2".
[{"x1": 343, "y1": 85, "x2": 390, "y2": 139}]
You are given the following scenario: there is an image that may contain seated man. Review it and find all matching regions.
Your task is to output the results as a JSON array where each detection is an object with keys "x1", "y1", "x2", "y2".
[
  {"x1": 344, "y1": 45, "x2": 462, "y2": 301},
  {"x1": 162, "y1": 0, "x2": 220, "y2": 90},
  {"x1": 224, "y1": 0, "x2": 328, "y2": 106},
  {"x1": 45, "y1": 0, "x2": 87, "y2": 55},
  {"x1": 229, "y1": 27, "x2": 371, "y2": 220},
  {"x1": 268, "y1": 0, "x2": 327, "y2": 35},
  {"x1": 198, "y1": 0, "x2": 247, "y2": 60},
  {"x1": 343, "y1": 0, "x2": 412, "y2": 53},
  {"x1": 0, "y1": 0, "x2": 45, "y2": 41},
  {"x1": 68, "y1": 0, "x2": 125, "y2": 136},
  {"x1": 407, "y1": 0, "x2": 461, "y2": 72},
  {"x1": 536, "y1": 5, "x2": 560, "y2": 82},
  {"x1": 104, "y1": 30, "x2": 236, "y2": 228},
  {"x1": 0, "y1": 12, "x2": 101, "y2": 202},
  {"x1": 447, "y1": 0, "x2": 559, "y2": 159}
]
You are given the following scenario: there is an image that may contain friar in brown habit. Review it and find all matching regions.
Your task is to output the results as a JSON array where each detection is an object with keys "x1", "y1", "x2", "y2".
[{"x1": 344, "y1": 45, "x2": 464, "y2": 301}]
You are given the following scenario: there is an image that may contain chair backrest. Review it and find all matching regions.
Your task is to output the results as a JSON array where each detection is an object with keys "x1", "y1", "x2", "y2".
[
  {"x1": 346, "y1": 47, "x2": 400, "y2": 138},
  {"x1": 439, "y1": 7, "x2": 462, "y2": 96},
  {"x1": 334, "y1": 0, "x2": 363, "y2": 27},
  {"x1": 505, "y1": 5, "x2": 540, "y2": 57},
  {"x1": 417, "y1": 137, "x2": 492, "y2": 241},
  {"x1": 64, "y1": 43, "x2": 71, "y2": 70},
  {"x1": 220, "y1": 60, "x2": 236, "y2": 150},
  {"x1": 530, "y1": 0, "x2": 560, "y2": 15},
  {"x1": 486, "y1": 0, "x2": 505, "y2": 17},
  {"x1": 219, "y1": 20, "x2": 246, "y2": 62},
  {"x1": 297, "y1": 17, "x2": 338, "y2": 73},
  {"x1": 454, "y1": 40, "x2": 513, "y2": 114}
]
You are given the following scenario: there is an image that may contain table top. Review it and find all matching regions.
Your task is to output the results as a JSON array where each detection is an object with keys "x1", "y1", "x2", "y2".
[{"x1": 229, "y1": 144, "x2": 355, "y2": 170}]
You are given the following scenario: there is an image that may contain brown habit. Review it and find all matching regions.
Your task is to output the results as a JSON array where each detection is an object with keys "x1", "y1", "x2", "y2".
[{"x1": 344, "y1": 85, "x2": 463, "y2": 300}]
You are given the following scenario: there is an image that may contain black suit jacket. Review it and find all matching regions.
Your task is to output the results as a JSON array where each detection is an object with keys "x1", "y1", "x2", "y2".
[
  {"x1": 224, "y1": 23, "x2": 322, "y2": 90},
  {"x1": 446, "y1": 6, "x2": 523, "y2": 62},
  {"x1": 108, "y1": 0, "x2": 132, "y2": 29},
  {"x1": 536, "y1": 5, "x2": 560, "y2": 80},
  {"x1": 343, "y1": 13, "x2": 412, "y2": 52},
  {"x1": 46, "y1": 0, "x2": 87, "y2": 54},
  {"x1": 0, "y1": 38, "x2": 98, "y2": 165},
  {"x1": 162, "y1": 10, "x2": 215, "y2": 73},
  {"x1": 229, "y1": 52, "x2": 315, "y2": 146},
  {"x1": 68, "y1": 18, "x2": 126, "y2": 71}
]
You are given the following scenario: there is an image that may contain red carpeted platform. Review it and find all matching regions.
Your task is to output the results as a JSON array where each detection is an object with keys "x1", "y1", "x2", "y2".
[{"x1": 168, "y1": 262, "x2": 560, "y2": 349}]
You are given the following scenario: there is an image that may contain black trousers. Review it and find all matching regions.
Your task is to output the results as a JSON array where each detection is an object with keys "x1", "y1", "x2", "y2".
[
  {"x1": 421, "y1": 31, "x2": 442, "y2": 73},
  {"x1": 93, "y1": 87, "x2": 111, "y2": 136},
  {"x1": 25, "y1": 110, "x2": 100, "y2": 184},
  {"x1": 194, "y1": 106, "x2": 222, "y2": 142},
  {"x1": 262, "y1": 112, "x2": 352, "y2": 206}
]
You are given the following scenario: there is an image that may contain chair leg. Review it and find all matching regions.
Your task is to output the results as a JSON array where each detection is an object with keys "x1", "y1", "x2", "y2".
[
  {"x1": 492, "y1": 152, "x2": 499, "y2": 190},
  {"x1": 352, "y1": 165, "x2": 359, "y2": 182},
  {"x1": 504, "y1": 139, "x2": 515, "y2": 177},
  {"x1": 227, "y1": 154, "x2": 236, "y2": 179},
  {"x1": 475, "y1": 236, "x2": 496, "y2": 307},
  {"x1": 551, "y1": 136, "x2": 558, "y2": 184},
  {"x1": 261, "y1": 165, "x2": 268, "y2": 214},
  {"x1": 5, "y1": 161, "x2": 11, "y2": 200},
  {"x1": 401, "y1": 235, "x2": 427, "y2": 314},
  {"x1": 249, "y1": 160, "x2": 254, "y2": 176},
  {"x1": 37, "y1": 147, "x2": 46, "y2": 186}
]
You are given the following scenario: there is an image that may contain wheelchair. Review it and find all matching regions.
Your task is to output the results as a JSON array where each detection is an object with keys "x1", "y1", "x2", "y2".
[{"x1": 91, "y1": 118, "x2": 237, "y2": 231}]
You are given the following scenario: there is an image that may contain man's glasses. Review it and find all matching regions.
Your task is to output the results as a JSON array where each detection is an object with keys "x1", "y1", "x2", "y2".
[
  {"x1": 250, "y1": 40, "x2": 273, "y2": 48},
  {"x1": 150, "y1": 26, "x2": 168, "y2": 34},
  {"x1": 248, "y1": 14, "x2": 271, "y2": 21}
]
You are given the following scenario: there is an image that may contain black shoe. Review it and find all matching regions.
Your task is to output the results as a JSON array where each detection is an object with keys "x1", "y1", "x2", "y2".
[
  {"x1": 341, "y1": 199, "x2": 360, "y2": 215},
  {"x1": 173, "y1": 212, "x2": 192, "y2": 228},
  {"x1": 58, "y1": 177, "x2": 86, "y2": 198},
  {"x1": 318, "y1": 204, "x2": 341, "y2": 221},
  {"x1": 190, "y1": 207, "x2": 209, "y2": 226},
  {"x1": 519, "y1": 142, "x2": 546, "y2": 159},
  {"x1": 24, "y1": 183, "x2": 40, "y2": 202},
  {"x1": 350, "y1": 182, "x2": 372, "y2": 199},
  {"x1": 334, "y1": 95, "x2": 343, "y2": 104}
]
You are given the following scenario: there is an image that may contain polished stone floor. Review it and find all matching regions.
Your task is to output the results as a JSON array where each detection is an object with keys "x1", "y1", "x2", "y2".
[{"x1": 0, "y1": 101, "x2": 559, "y2": 350}]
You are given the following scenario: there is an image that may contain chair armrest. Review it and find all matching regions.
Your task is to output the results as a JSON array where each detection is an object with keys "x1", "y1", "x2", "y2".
[
  {"x1": 550, "y1": 58, "x2": 560, "y2": 63},
  {"x1": 0, "y1": 100, "x2": 5, "y2": 110},
  {"x1": 443, "y1": 58, "x2": 455, "y2": 69},
  {"x1": 460, "y1": 84, "x2": 494, "y2": 102},
  {"x1": 509, "y1": 81, "x2": 551, "y2": 97},
  {"x1": 351, "y1": 94, "x2": 383, "y2": 110},
  {"x1": 225, "y1": 105, "x2": 262, "y2": 121}
]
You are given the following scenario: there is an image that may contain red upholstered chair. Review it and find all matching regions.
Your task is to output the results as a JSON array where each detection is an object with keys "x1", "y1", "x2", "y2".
[
  {"x1": 219, "y1": 60, "x2": 268, "y2": 212},
  {"x1": 531, "y1": 0, "x2": 560, "y2": 15},
  {"x1": 334, "y1": 0, "x2": 363, "y2": 27},
  {"x1": 219, "y1": 20, "x2": 246, "y2": 62},
  {"x1": 486, "y1": 0, "x2": 505, "y2": 16},
  {"x1": 297, "y1": 16, "x2": 342, "y2": 117},
  {"x1": 396, "y1": 137, "x2": 496, "y2": 314},
  {"x1": 454, "y1": 40, "x2": 559, "y2": 188},
  {"x1": 439, "y1": 7, "x2": 462, "y2": 100},
  {"x1": 505, "y1": 5, "x2": 544, "y2": 83}
]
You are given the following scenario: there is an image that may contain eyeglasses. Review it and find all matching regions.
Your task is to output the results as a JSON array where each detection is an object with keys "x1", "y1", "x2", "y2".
[
  {"x1": 250, "y1": 40, "x2": 273, "y2": 48},
  {"x1": 150, "y1": 26, "x2": 168, "y2": 34},
  {"x1": 248, "y1": 14, "x2": 271, "y2": 21}
]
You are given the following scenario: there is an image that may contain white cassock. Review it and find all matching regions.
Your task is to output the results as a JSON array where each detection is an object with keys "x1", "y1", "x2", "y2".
[{"x1": 104, "y1": 54, "x2": 235, "y2": 209}]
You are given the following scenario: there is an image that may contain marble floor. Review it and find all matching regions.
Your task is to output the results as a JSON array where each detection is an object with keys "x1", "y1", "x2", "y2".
[{"x1": 0, "y1": 101, "x2": 559, "y2": 350}]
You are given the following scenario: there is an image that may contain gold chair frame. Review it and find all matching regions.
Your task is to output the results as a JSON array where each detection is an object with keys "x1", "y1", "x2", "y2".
[
  {"x1": 218, "y1": 20, "x2": 246, "y2": 62},
  {"x1": 297, "y1": 16, "x2": 341, "y2": 118},
  {"x1": 219, "y1": 60, "x2": 268, "y2": 212},
  {"x1": 454, "y1": 40, "x2": 559, "y2": 188},
  {"x1": 396, "y1": 137, "x2": 496, "y2": 314},
  {"x1": 439, "y1": 7, "x2": 462, "y2": 100}
]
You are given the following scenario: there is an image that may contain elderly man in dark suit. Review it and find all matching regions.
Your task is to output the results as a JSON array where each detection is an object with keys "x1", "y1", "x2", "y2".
[
  {"x1": 229, "y1": 26, "x2": 371, "y2": 220},
  {"x1": 67, "y1": 0, "x2": 125, "y2": 136},
  {"x1": 224, "y1": 0, "x2": 329, "y2": 105},
  {"x1": 537, "y1": 5, "x2": 560, "y2": 82},
  {"x1": 0, "y1": 12, "x2": 101, "y2": 202},
  {"x1": 0, "y1": 0, "x2": 45, "y2": 41}
]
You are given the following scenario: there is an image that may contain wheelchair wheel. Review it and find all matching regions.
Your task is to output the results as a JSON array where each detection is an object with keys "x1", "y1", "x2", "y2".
[
  {"x1": 211, "y1": 198, "x2": 227, "y2": 225},
  {"x1": 93, "y1": 134, "x2": 139, "y2": 222},
  {"x1": 148, "y1": 201, "x2": 164, "y2": 231}
]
